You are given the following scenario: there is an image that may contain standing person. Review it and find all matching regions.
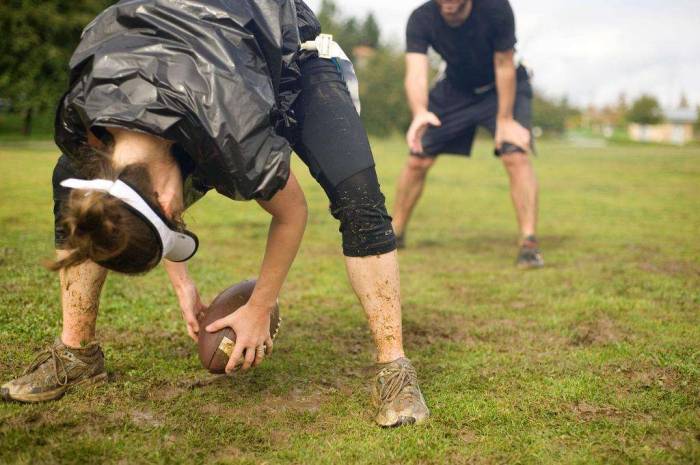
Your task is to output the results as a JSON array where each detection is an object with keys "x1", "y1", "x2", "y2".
[
  {"x1": 1, "y1": 0, "x2": 429, "y2": 427},
  {"x1": 392, "y1": 0, "x2": 544, "y2": 268}
]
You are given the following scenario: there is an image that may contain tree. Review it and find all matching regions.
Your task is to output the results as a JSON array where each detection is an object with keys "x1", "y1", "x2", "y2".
[
  {"x1": 627, "y1": 95, "x2": 663, "y2": 125},
  {"x1": 316, "y1": 0, "x2": 381, "y2": 51},
  {"x1": 532, "y1": 92, "x2": 578, "y2": 134},
  {"x1": 359, "y1": 13, "x2": 381, "y2": 48},
  {"x1": 356, "y1": 50, "x2": 411, "y2": 137},
  {"x1": 0, "y1": 0, "x2": 113, "y2": 135}
]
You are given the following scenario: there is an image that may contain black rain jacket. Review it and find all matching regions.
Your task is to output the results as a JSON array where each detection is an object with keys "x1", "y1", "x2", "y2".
[{"x1": 55, "y1": 0, "x2": 320, "y2": 200}]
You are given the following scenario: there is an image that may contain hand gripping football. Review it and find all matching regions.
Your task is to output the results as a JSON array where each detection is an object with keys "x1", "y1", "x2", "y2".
[{"x1": 197, "y1": 280, "x2": 281, "y2": 374}]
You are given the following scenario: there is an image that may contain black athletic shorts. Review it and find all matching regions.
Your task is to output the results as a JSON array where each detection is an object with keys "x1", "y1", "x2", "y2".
[
  {"x1": 288, "y1": 53, "x2": 375, "y2": 189},
  {"x1": 420, "y1": 65, "x2": 533, "y2": 158}
]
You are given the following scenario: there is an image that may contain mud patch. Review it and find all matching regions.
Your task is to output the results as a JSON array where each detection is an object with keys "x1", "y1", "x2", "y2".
[
  {"x1": 570, "y1": 317, "x2": 626, "y2": 346},
  {"x1": 626, "y1": 366, "x2": 682, "y2": 391},
  {"x1": 459, "y1": 429, "x2": 478, "y2": 444},
  {"x1": 570, "y1": 401, "x2": 622, "y2": 420},
  {"x1": 264, "y1": 387, "x2": 324, "y2": 415},
  {"x1": 129, "y1": 409, "x2": 163, "y2": 429},
  {"x1": 403, "y1": 315, "x2": 475, "y2": 346},
  {"x1": 639, "y1": 260, "x2": 700, "y2": 277},
  {"x1": 147, "y1": 382, "x2": 187, "y2": 402}
]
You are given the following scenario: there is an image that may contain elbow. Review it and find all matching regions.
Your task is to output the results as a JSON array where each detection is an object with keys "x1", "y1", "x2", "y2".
[
  {"x1": 275, "y1": 194, "x2": 308, "y2": 229},
  {"x1": 298, "y1": 197, "x2": 308, "y2": 228}
]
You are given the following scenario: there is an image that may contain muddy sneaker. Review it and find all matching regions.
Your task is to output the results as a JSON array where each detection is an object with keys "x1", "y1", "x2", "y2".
[
  {"x1": 371, "y1": 357, "x2": 429, "y2": 427},
  {"x1": 516, "y1": 235, "x2": 544, "y2": 269},
  {"x1": 1, "y1": 338, "x2": 106, "y2": 403}
]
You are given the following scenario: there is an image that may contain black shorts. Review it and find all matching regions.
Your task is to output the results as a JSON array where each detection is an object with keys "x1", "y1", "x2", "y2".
[
  {"x1": 288, "y1": 54, "x2": 375, "y2": 188},
  {"x1": 420, "y1": 66, "x2": 533, "y2": 158}
]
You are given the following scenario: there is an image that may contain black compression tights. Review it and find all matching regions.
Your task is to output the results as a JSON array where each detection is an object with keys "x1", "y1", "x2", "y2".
[{"x1": 327, "y1": 167, "x2": 396, "y2": 257}]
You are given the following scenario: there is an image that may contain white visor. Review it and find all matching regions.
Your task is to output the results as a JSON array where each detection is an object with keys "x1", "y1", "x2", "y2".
[{"x1": 60, "y1": 178, "x2": 198, "y2": 262}]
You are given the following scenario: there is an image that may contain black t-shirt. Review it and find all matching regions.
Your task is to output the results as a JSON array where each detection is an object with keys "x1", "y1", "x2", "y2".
[{"x1": 406, "y1": 0, "x2": 516, "y2": 90}]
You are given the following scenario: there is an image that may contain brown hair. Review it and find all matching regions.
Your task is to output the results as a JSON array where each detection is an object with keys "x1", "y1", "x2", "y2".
[{"x1": 50, "y1": 146, "x2": 166, "y2": 274}]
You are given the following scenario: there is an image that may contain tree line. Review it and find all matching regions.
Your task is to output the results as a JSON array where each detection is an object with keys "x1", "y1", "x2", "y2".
[{"x1": 0, "y1": 1, "x2": 695, "y2": 137}]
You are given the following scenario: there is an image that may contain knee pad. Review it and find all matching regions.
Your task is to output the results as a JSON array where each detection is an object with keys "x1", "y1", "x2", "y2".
[{"x1": 329, "y1": 168, "x2": 396, "y2": 257}]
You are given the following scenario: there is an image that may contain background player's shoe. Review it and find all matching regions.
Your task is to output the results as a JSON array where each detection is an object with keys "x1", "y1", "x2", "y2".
[
  {"x1": 516, "y1": 235, "x2": 544, "y2": 269},
  {"x1": 1, "y1": 338, "x2": 106, "y2": 403},
  {"x1": 372, "y1": 357, "x2": 429, "y2": 427}
]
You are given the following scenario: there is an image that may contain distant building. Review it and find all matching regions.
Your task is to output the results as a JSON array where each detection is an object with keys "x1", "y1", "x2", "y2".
[
  {"x1": 628, "y1": 107, "x2": 697, "y2": 145},
  {"x1": 351, "y1": 45, "x2": 376, "y2": 69}
]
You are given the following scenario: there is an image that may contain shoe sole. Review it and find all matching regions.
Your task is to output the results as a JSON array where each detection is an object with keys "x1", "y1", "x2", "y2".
[
  {"x1": 4, "y1": 372, "x2": 107, "y2": 403},
  {"x1": 376, "y1": 412, "x2": 429, "y2": 428}
]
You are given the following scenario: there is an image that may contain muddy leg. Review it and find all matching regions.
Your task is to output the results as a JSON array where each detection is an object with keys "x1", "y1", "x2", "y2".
[
  {"x1": 57, "y1": 250, "x2": 108, "y2": 348},
  {"x1": 345, "y1": 251, "x2": 404, "y2": 363}
]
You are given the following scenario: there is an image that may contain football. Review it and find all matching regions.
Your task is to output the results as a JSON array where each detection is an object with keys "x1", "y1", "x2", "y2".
[{"x1": 197, "y1": 280, "x2": 281, "y2": 374}]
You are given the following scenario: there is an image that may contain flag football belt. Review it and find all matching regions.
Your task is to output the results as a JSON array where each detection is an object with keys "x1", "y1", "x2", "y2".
[{"x1": 300, "y1": 34, "x2": 362, "y2": 115}]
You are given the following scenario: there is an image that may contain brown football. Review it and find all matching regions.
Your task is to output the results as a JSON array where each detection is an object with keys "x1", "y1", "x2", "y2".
[{"x1": 197, "y1": 280, "x2": 281, "y2": 374}]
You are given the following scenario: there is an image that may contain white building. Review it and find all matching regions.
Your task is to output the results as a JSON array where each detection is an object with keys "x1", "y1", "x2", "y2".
[{"x1": 628, "y1": 107, "x2": 697, "y2": 145}]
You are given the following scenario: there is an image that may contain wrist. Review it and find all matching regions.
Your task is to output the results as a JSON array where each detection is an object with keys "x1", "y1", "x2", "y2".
[
  {"x1": 246, "y1": 297, "x2": 274, "y2": 315},
  {"x1": 412, "y1": 108, "x2": 429, "y2": 117},
  {"x1": 172, "y1": 277, "x2": 195, "y2": 295},
  {"x1": 497, "y1": 115, "x2": 514, "y2": 123}
]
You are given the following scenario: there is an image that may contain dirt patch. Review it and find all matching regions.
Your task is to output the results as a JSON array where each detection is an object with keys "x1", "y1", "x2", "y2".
[
  {"x1": 0, "y1": 410, "x2": 44, "y2": 431},
  {"x1": 263, "y1": 387, "x2": 324, "y2": 415},
  {"x1": 147, "y1": 382, "x2": 187, "y2": 402},
  {"x1": 570, "y1": 401, "x2": 622, "y2": 420},
  {"x1": 627, "y1": 366, "x2": 682, "y2": 391},
  {"x1": 639, "y1": 260, "x2": 700, "y2": 277},
  {"x1": 570, "y1": 316, "x2": 626, "y2": 346},
  {"x1": 129, "y1": 409, "x2": 163, "y2": 429},
  {"x1": 403, "y1": 315, "x2": 476, "y2": 346},
  {"x1": 206, "y1": 445, "x2": 244, "y2": 464},
  {"x1": 459, "y1": 430, "x2": 478, "y2": 444},
  {"x1": 179, "y1": 374, "x2": 229, "y2": 390},
  {"x1": 405, "y1": 314, "x2": 567, "y2": 353}
]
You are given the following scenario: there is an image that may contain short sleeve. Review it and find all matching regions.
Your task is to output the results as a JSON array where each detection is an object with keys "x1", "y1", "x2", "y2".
[
  {"x1": 490, "y1": 0, "x2": 517, "y2": 51},
  {"x1": 406, "y1": 9, "x2": 430, "y2": 54}
]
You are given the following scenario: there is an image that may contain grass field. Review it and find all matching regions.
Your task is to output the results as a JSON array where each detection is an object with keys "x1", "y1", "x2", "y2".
[{"x1": 0, "y1": 138, "x2": 698, "y2": 464}]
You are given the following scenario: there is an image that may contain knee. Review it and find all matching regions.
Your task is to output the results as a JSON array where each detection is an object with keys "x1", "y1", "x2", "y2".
[
  {"x1": 330, "y1": 168, "x2": 396, "y2": 257},
  {"x1": 406, "y1": 156, "x2": 435, "y2": 176},
  {"x1": 333, "y1": 202, "x2": 396, "y2": 257},
  {"x1": 501, "y1": 152, "x2": 531, "y2": 171}
]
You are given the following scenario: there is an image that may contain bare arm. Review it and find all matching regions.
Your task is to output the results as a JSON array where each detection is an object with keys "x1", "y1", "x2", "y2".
[
  {"x1": 164, "y1": 260, "x2": 206, "y2": 341},
  {"x1": 405, "y1": 53, "x2": 431, "y2": 116},
  {"x1": 405, "y1": 53, "x2": 442, "y2": 154},
  {"x1": 494, "y1": 49, "x2": 530, "y2": 152},
  {"x1": 249, "y1": 172, "x2": 307, "y2": 314},
  {"x1": 206, "y1": 172, "x2": 307, "y2": 372}
]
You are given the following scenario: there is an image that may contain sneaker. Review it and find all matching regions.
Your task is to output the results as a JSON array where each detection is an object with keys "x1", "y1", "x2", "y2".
[
  {"x1": 1, "y1": 338, "x2": 106, "y2": 403},
  {"x1": 371, "y1": 357, "x2": 429, "y2": 427},
  {"x1": 516, "y1": 235, "x2": 544, "y2": 269}
]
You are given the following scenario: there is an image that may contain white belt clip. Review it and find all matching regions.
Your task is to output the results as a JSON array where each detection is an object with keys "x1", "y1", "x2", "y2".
[
  {"x1": 300, "y1": 34, "x2": 362, "y2": 115},
  {"x1": 300, "y1": 33, "x2": 334, "y2": 59}
]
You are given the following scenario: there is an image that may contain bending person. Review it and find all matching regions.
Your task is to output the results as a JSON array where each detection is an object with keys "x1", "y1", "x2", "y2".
[
  {"x1": 2, "y1": 0, "x2": 429, "y2": 427},
  {"x1": 1, "y1": 2, "x2": 310, "y2": 404}
]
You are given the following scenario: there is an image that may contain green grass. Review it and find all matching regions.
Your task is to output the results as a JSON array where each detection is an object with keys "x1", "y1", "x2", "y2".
[{"x1": 0, "y1": 138, "x2": 699, "y2": 464}]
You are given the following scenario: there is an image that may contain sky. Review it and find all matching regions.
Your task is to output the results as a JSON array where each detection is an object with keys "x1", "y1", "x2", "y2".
[{"x1": 304, "y1": 0, "x2": 700, "y2": 109}]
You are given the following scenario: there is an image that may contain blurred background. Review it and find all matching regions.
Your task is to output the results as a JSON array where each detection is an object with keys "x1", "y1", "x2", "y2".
[
  {"x1": 1, "y1": 3, "x2": 698, "y2": 463},
  {"x1": 1, "y1": 0, "x2": 698, "y2": 144}
]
